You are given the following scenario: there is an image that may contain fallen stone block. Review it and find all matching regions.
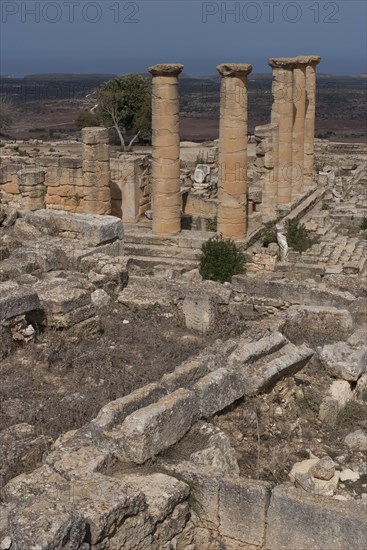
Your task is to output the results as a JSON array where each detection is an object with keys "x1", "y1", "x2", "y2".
[
  {"x1": 20, "y1": 209, "x2": 123, "y2": 246},
  {"x1": 193, "y1": 368, "x2": 243, "y2": 418},
  {"x1": 228, "y1": 331, "x2": 286, "y2": 367},
  {"x1": 92, "y1": 382, "x2": 166, "y2": 430},
  {"x1": 241, "y1": 343, "x2": 314, "y2": 396},
  {"x1": 266, "y1": 483, "x2": 367, "y2": 550},
  {"x1": 7, "y1": 499, "x2": 87, "y2": 550},
  {"x1": 121, "y1": 389, "x2": 198, "y2": 464},
  {"x1": 0, "y1": 282, "x2": 40, "y2": 322},
  {"x1": 231, "y1": 275, "x2": 354, "y2": 309},
  {"x1": 182, "y1": 294, "x2": 217, "y2": 334},
  {"x1": 284, "y1": 305, "x2": 353, "y2": 345},
  {"x1": 319, "y1": 342, "x2": 366, "y2": 381}
]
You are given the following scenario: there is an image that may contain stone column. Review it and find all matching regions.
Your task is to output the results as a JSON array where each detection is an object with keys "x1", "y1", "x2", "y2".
[
  {"x1": 304, "y1": 57, "x2": 321, "y2": 187},
  {"x1": 217, "y1": 63, "x2": 252, "y2": 238},
  {"x1": 269, "y1": 58, "x2": 295, "y2": 205},
  {"x1": 18, "y1": 169, "x2": 46, "y2": 211},
  {"x1": 148, "y1": 64, "x2": 183, "y2": 235},
  {"x1": 82, "y1": 127, "x2": 111, "y2": 215},
  {"x1": 254, "y1": 123, "x2": 279, "y2": 219},
  {"x1": 292, "y1": 62, "x2": 307, "y2": 197}
]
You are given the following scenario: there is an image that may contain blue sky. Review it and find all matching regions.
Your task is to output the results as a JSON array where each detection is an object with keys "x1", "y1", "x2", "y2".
[{"x1": 1, "y1": 1, "x2": 366, "y2": 76}]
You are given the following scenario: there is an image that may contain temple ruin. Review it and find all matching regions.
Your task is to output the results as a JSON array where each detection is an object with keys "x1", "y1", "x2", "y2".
[{"x1": 1, "y1": 54, "x2": 367, "y2": 550}]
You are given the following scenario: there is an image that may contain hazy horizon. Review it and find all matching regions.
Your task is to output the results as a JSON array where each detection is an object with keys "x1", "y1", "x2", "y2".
[{"x1": 1, "y1": 1, "x2": 366, "y2": 78}]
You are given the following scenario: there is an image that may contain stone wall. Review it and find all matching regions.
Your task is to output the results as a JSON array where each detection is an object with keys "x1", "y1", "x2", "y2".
[
  {"x1": 0, "y1": 150, "x2": 152, "y2": 221},
  {"x1": 110, "y1": 154, "x2": 151, "y2": 221}
]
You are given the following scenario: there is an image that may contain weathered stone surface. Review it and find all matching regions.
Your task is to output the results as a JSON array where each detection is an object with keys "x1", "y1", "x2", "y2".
[
  {"x1": 121, "y1": 389, "x2": 198, "y2": 463},
  {"x1": 319, "y1": 342, "x2": 366, "y2": 381},
  {"x1": 231, "y1": 275, "x2": 354, "y2": 309},
  {"x1": 228, "y1": 331, "x2": 286, "y2": 367},
  {"x1": 182, "y1": 294, "x2": 217, "y2": 334},
  {"x1": 193, "y1": 368, "x2": 243, "y2": 418},
  {"x1": 20, "y1": 209, "x2": 123, "y2": 245},
  {"x1": 219, "y1": 478, "x2": 272, "y2": 547},
  {"x1": 241, "y1": 343, "x2": 314, "y2": 396},
  {"x1": 35, "y1": 279, "x2": 91, "y2": 314},
  {"x1": 344, "y1": 430, "x2": 367, "y2": 451},
  {"x1": 0, "y1": 283, "x2": 40, "y2": 321},
  {"x1": 284, "y1": 305, "x2": 353, "y2": 345},
  {"x1": 8, "y1": 498, "x2": 87, "y2": 550},
  {"x1": 189, "y1": 423, "x2": 240, "y2": 476},
  {"x1": 266, "y1": 483, "x2": 367, "y2": 550},
  {"x1": 92, "y1": 382, "x2": 166, "y2": 430},
  {"x1": 91, "y1": 288, "x2": 111, "y2": 308},
  {"x1": 309, "y1": 456, "x2": 336, "y2": 481}
]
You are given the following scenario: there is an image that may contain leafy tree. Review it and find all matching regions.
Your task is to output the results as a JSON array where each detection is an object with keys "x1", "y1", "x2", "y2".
[
  {"x1": 74, "y1": 111, "x2": 101, "y2": 130},
  {"x1": 199, "y1": 235, "x2": 245, "y2": 283},
  {"x1": 96, "y1": 74, "x2": 151, "y2": 150}
]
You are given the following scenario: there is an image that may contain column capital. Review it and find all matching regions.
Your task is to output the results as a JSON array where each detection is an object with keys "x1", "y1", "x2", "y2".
[
  {"x1": 216, "y1": 63, "x2": 253, "y2": 77},
  {"x1": 148, "y1": 64, "x2": 184, "y2": 77},
  {"x1": 269, "y1": 56, "x2": 321, "y2": 69}
]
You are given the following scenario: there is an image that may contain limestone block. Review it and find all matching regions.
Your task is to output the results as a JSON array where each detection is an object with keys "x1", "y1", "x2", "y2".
[
  {"x1": 240, "y1": 343, "x2": 314, "y2": 396},
  {"x1": 17, "y1": 169, "x2": 45, "y2": 186},
  {"x1": 319, "y1": 342, "x2": 366, "y2": 381},
  {"x1": 122, "y1": 388, "x2": 198, "y2": 463},
  {"x1": 0, "y1": 283, "x2": 40, "y2": 321},
  {"x1": 182, "y1": 295, "x2": 217, "y2": 334},
  {"x1": 81, "y1": 126, "x2": 109, "y2": 145},
  {"x1": 20, "y1": 209, "x2": 123, "y2": 245},
  {"x1": 193, "y1": 368, "x2": 243, "y2": 418},
  {"x1": 93, "y1": 382, "x2": 166, "y2": 430},
  {"x1": 219, "y1": 478, "x2": 272, "y2": 547},
  {"x1": 228, "y1": 331, "x2": 286, "y2": 367},
  {"x1": 284, "y1": 305, "x2": 353, "y2": 345},
  {"x1": 266, "y1": 483, "x2": 367, "y2": 550}
]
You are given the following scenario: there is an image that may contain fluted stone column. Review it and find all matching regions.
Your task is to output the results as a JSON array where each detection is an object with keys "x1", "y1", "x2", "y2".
[
  {"x1": 82, "y1": 127, "x2": 111, "y2": 215},
  {"x1": 217, "y1": 63, "x2": 252, "y2": 238},
  {"x1": 148, "y1": 63, "x2": 183, "y2": 235},
  {"x1": 269, "y1": 59, "x2": 295, "y2": 205},
  {"x1": 292, "y1": 63, "x2": 307, "y2": 197},
  {"x1": 304, "y1": 57, "x2": 321, "y2": 187},
  {"x1": 254, "y1": 123, "x2": 279, "y2": 219}
]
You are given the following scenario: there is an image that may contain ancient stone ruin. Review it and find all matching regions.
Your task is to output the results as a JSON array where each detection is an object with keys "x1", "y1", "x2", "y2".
[{"x1": 0, "y1": 55, "x2": 366, "y2": 549}]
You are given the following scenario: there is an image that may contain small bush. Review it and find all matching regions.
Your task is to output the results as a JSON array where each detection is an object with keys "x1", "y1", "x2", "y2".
[
  {"x1": 285, "y1": 218, "x2": 314, "y2": 253},
  {"x1": 321, "y1": 200, "x2": 330, "y2": 210},
  {"x1": 199, "y1": 235, "x2": 245, "y2": 283},
  {"x1": 206, "y1": 216, "x2": 217, "y2": 232},
  {"x1": 17, "y1": 149, "x2": 29, "y2": 157},
  {"x1": 261, "y1": 222, "x2": 277, "y2": 247},
  {"x1": 360, "y1": 216, "x2": 367, "y2": 230},
  {"x1": 195, "y1": 150, "x2": 208, "y2": 165}
]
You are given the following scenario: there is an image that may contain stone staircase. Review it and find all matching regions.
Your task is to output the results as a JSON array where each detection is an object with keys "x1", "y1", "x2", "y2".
[{"x1": 123, "y1": 222, "x2": 211, "y2": 272}]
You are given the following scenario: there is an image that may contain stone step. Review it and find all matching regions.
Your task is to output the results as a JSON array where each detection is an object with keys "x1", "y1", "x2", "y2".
[
  {"x1": 124, "y1": 242, "x2": 201, "y2": 261},
  {"x1": 127, "y1": 255, "x2": 198, "y2": 271}
]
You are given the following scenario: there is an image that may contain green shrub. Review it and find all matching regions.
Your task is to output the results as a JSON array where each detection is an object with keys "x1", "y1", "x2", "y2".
[
  {"x1": 261, "y1": 222, "x2": 277, "y2": 247},
  {"x1": 17, "y1": 149, "x2": 29, "y2": 157},
  {"x1": 206, "y1": 216, "x2": 217, "y2": 232},
  {"x1": 199, "y1": 235, "x2": 245, "y2": 283},
  {"x1": 360, "y1": 216, "x2": 367, "y2": 230},
  {"x1": 321, "y1": 200, "x2": 330, "y2": 210},
  {"x1": 285, "y1": 218, "x2": 314, "y2": 253},
  {"x1": 195, "y1": 150, "x2": 208, "y2": 165}
]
